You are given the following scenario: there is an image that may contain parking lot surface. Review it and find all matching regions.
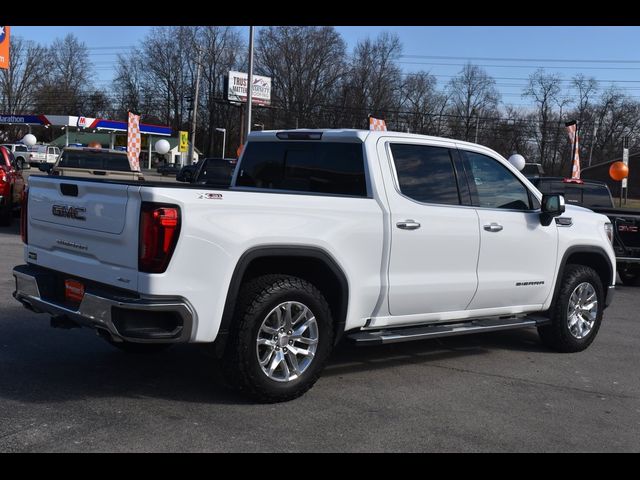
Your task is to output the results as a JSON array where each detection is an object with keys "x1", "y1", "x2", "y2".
[{"x1": 1, "y1": 219, "x2": 639, "y2": 452}]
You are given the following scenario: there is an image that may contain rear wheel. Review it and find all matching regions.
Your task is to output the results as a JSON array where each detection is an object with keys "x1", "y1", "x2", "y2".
[
  {"x1": 222, "y1": 274, "x2": 334, "y2": 403},
  {"x1": 538, "y1": 264, "x2": 604, "y2": 352}
]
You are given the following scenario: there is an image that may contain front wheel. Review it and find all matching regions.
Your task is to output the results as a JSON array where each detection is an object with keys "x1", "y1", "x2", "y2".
[
  {"x1": 222, "y1": 275, "x2": 334, "y2": 403},
  {"x1": 538, "y1": 264, "x2": 604, "y2": 352}
]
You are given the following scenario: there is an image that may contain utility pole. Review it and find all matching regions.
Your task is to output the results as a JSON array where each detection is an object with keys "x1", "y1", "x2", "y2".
[
  {"x1": 588, "y1": 121, "x2": 598, "y2": 167},
  {"x1": 245, "y1": 26, "x2": 255, "y2": 143},
  {"x1": 188, "y1": 47, "x2": 203, "y2": 165}
]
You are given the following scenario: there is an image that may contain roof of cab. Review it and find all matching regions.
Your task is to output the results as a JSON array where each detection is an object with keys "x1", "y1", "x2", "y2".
[{"x1": 247, "y1": 128, "x2": 505, "y2": 157}]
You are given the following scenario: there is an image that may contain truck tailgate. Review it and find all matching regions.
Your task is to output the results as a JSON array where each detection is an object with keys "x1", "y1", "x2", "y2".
[{"x1": 26, "y1": 176, "x2": 142, "y2": 290}]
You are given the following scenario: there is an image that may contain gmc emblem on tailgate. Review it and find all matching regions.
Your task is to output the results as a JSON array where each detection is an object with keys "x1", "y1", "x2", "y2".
[{"x1": 52, "y1": 205, "x2": 86, "y2": 221}]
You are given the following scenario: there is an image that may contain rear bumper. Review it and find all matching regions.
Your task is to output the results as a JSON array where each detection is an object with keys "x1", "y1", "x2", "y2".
[{"x1": 13, "y1": 264, "x2": 196, "y2": 343}]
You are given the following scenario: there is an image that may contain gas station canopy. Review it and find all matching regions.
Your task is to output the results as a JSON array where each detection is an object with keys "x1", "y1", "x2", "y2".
[{"x1": 0, "y1": 114, "x2": 172, "y2": 136}]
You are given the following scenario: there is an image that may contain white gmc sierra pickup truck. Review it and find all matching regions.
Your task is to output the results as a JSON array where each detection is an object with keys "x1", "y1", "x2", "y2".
[{"x1": 13, "y1": 129, "x2": 616, "y2": 402}]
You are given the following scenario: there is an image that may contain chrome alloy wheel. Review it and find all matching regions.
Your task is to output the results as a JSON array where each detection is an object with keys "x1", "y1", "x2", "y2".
[
  {"x1": 256, "y1": 301, "x2": 319, "y2": 382},
  {"x1": 567, "y1": 282, "x2": 598, "y2": 339}
]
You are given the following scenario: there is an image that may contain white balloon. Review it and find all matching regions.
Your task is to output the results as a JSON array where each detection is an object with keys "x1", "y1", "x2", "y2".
[
  {"x1": 154, "y1": 139, "x2": 171, "y2": 154},
  {"x1": 22, "y1": 133, "x2": 37, "y2": 146},
  {"x1": 508, "y1": 153, "x2": 526, "y2": 171}
]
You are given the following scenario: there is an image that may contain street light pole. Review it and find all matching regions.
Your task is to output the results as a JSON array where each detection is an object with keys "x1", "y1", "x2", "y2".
[
  {"x1": 216, "y1": 128, "x2": 226, "y2": 158},
  {"x1": 188, "y1": 47, "x2": 203, "y2": 166},
  {"x1": 245, "y1": 26, "x2": 255, "y2": 143}
]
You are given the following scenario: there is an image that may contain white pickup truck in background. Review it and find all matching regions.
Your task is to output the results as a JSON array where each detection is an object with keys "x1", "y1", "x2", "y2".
[
  {"x1": 28, "y1": 144, "x2": 60, "y2": 166},
  {"x1": 13, "y1": 129, "x2": 616, "y2": 402}
]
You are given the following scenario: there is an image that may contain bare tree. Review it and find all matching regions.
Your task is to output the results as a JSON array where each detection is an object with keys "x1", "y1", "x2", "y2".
[
  {"x1": 196, "y1": 26, "x2": 245, "y2": 156},
  {"x1": 0, "y1": 36, "x2": 46, "y2": 114},
  {"x1": 34, "y1": 34, "x2": 94, "y2": 114},
  {"x1": 398, "y1": 71, "x2": 445, "y2": 134},
  {"x1": 446, "y1": 63, "x2": 500, "y2": 142},
  {"x1": 338, "y1": 32, "x2": 402, "y2": 128},
  {"x1": 523, "y1": 69, "x2": 570, "y2": 173},
  {"x1": 257, "y1": 26, "x2": 347, "y2": 129}
]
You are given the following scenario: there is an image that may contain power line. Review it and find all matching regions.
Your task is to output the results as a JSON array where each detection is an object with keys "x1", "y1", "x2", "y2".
[{"x1": 401, "y1": 54, "x2": 640, "y2": 64}]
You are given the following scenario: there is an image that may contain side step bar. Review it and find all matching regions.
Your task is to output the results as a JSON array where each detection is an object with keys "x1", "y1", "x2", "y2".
[{"x1": 348, "y1": 316, "x2": 549, "y2": 345}]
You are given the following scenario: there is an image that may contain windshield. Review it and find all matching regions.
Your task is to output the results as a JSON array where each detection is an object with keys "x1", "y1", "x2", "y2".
[{"x1": 58, "y1": 150, "x2": 132, "y2": 171}]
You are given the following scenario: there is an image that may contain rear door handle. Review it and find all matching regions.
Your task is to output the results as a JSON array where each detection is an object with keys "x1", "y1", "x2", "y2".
[
  {"x1": 396, "y1": 220, "x2": 421, "y2": 230},
  {"x1": 484, "y1": 222, "x2": 503, "y2": 232}
]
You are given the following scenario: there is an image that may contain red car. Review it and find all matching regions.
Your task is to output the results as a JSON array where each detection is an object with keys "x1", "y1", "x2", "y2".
[{"x1": 0, "y1": 145, "x2": 26, "y2": 225}]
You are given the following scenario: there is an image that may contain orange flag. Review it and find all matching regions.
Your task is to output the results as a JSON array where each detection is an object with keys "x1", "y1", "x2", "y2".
[{"x1": 0, "y1": 26, "x2": 10, "y2": 70}]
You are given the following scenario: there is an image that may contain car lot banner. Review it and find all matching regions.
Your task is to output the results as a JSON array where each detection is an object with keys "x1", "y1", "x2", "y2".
[
  {"x1": 565, "y1": 121, "x2": 581, "y2": 179},
  {"x1": 127, "y1": 112, "x2": 142, "y2": 171},
  {"x1": 369, "y1": 116, "x2": 387, "y2": 131},
  {"x1": 0, "y1": 26, "x2": 10, "y2": 70}
]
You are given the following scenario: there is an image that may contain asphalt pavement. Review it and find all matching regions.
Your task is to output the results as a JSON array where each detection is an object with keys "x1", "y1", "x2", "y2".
[{"x1": 1, "y1": 219, "x2": 639, "y2": 452}]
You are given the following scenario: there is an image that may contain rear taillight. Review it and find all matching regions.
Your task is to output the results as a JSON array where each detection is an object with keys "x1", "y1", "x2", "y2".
[
  {"x1": 138, "y1": 202, "x2": 181, "y2": 273},
  {"x1": 20, "y1": 187, "x2": 29, "y2": 244}
]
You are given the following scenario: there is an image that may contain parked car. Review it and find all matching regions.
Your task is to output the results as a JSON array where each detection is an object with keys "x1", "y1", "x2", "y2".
[
  {"x1": 177, "y1": 157, "x2": 236, "y2": 186},
  {"x1": 0, "y1": 145, "x2": 26, "y2": 225},
  {"x1": 157, "y1": 162, "x2": 182, "y2": 176},
  {"x1": 0, "y1": 143, "x2": 31, "y2": 170},
  {"x1": 530, "y1": 176, "x2": 640, "y2": 285},
  {"x1": 176, "y1": 163, "x2": 199, "y2": 182},
  {"x1": 28, "y1": 144, "x2": 60, "y2": 166},
  {"x1": 14, "y1": 130, "x2": 616, "y2": 402},
  {"x1": 39, "y1": 146, "x2": 145, "y2": 181}
]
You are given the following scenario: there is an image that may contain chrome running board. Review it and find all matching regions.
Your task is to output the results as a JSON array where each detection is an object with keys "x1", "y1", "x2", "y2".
[{"x1": 348, "y1": 316, "x2": 549, "y2": 345}]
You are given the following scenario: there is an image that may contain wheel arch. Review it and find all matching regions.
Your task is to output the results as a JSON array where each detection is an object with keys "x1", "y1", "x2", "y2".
[
  {"x1": 216, "y1": 245, "x2": 350, "y2": 354},
  {"x1": 550, "y1": 245, "x2": 614, "y2": 311}
]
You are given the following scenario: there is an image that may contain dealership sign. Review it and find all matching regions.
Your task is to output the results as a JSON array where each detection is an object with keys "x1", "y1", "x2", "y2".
[{"x1": 227, "y1": 71, "x2": 272, "y2": 106}]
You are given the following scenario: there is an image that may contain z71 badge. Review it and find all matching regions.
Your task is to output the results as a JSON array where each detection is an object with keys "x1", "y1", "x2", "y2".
[{"x1": 197, "y1": 193, "x2": 223, "y2": 200}]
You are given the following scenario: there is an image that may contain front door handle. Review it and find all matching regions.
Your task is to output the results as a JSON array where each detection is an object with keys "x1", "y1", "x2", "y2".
[
  {"x1": 397, "y1": 220, "x2": 421, "y2": 230},
  {"x1": 484, "y1": 222, "x2": 503, "y2": 232}
]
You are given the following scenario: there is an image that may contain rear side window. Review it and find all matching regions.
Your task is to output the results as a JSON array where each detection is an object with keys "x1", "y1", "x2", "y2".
[
  {"x1": 583, "y1": 185, "x2": 612, "y2": 207},
  {"x1": 389, "y1": 144, "x2": 460, "y2": 205},
  {"x1": 236, "y1": 141, "x2": 367, "y2": 196},
  {"x1": 58, "y1": 151, "x2": 132, "y2": 172}
]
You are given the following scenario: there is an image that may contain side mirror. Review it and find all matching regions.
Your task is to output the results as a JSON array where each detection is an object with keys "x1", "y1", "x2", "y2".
[
  {"x1": 176, "y1": 173, "x2": 186, "y2": 182},
  {"x1": 38, "y1": 163, "x2": 53, "y2": 173},
  {"x1": 540, "y1": 194, "x2": 565, "y2": 226}
]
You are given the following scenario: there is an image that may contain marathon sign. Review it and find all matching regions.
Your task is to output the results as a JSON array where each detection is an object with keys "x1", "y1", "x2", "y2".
[
  {"x1": 227, "y1": 71, "x2": 272, "y2": 106},
  {"x1": 0, "y1": 114, "x2": 50, "y2": 125}
]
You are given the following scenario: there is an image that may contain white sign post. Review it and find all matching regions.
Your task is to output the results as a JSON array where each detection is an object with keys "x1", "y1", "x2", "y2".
[{"x1": 227, "y1": 70, "x2": 272, "y2": 106}]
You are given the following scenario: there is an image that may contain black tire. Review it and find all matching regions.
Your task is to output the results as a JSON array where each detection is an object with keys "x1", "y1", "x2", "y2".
[
  {"x1": 538, "y1": 264, "x2": 604, "y2": 353},
  {"x1": 106, "y1": 339, "x2": 172, "y2": 354},
  {"x1": 619, "y1": 268, "x2": 640, "y2": 286},
  {"x1": 0, "y1": 195, "x2": 13, "y2": 226},
  {"x1": 222, "y1": 274, "x2": 334, "y2": 403}
]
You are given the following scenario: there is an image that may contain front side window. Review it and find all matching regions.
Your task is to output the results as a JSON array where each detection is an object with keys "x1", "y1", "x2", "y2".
[
  {"x1": 463, "y1": 150, "x2": 532, "y2": 210},
  {"x1": 389, "y1": 143, "x2": 460, "y2": 205},
  {"x1": 237, "y1": 141, "x2": 367, "y2": 197}
]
